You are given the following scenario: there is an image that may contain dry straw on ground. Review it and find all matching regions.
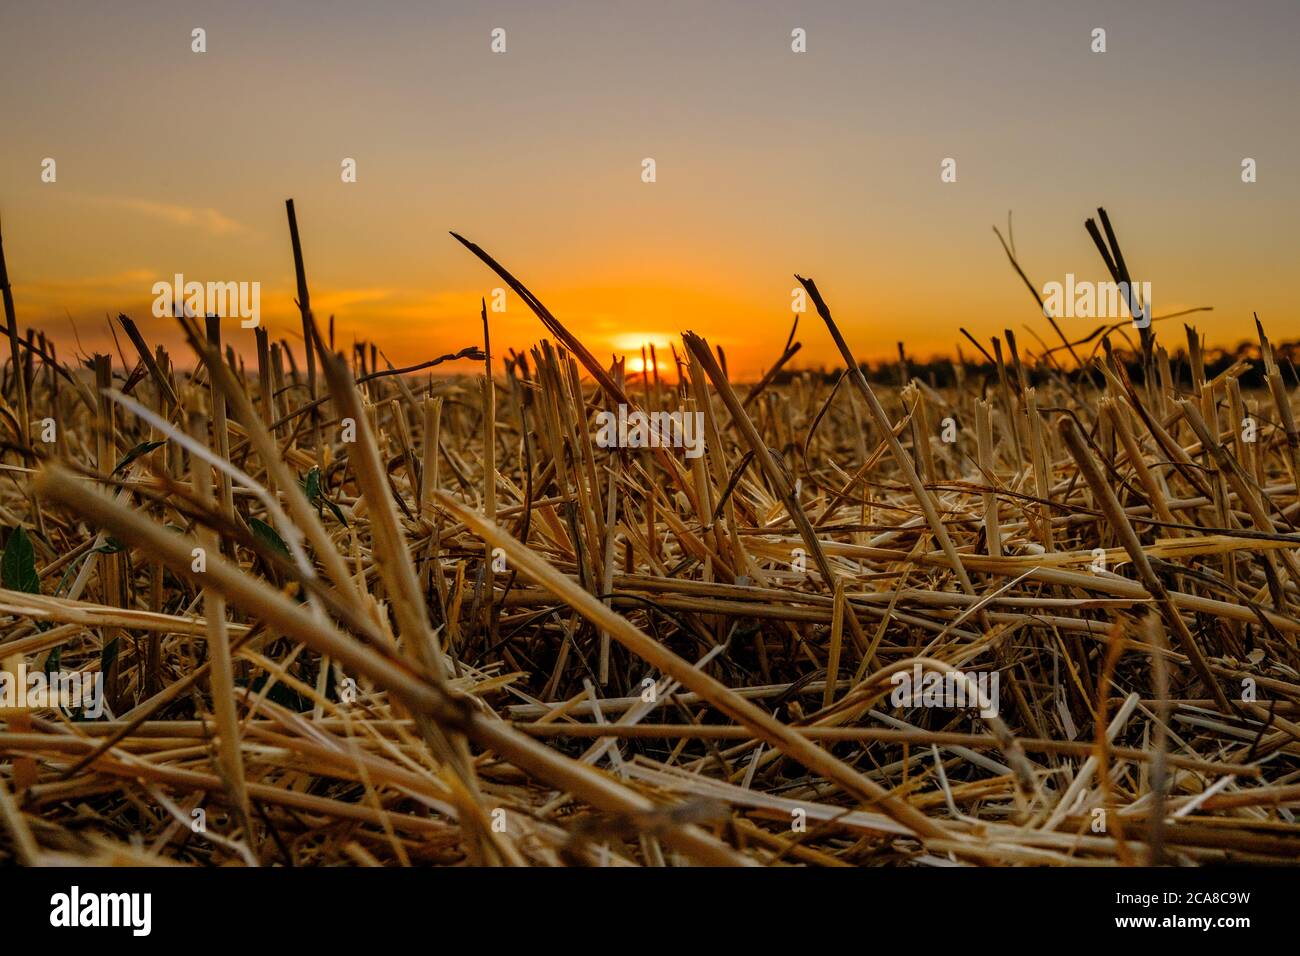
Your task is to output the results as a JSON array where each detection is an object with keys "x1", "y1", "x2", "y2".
[{"x1": 1, "y1": 203, "x2": 1298, "y2": 866}]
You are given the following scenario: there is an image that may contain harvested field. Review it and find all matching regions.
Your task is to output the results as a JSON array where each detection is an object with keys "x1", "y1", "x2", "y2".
[{"x1": 1, "y1": 204, "x2": 1298, "y2": 867}]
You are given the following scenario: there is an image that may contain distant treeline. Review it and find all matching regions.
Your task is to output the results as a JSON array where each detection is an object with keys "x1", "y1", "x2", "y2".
[{"x1": 775, "y1": 340, "x2": 1300, "y2": 391}]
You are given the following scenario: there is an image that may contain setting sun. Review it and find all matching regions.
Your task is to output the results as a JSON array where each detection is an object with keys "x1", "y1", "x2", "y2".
[
  {"x1": 610, "y1": 332, "x2": 675, "y2": 377},
  {"x1": 624, "y1": 355, "x2": 671, "y2": 376},
  {"x1": 611, "y1": 332, "x2": 674, "y2": 354}
]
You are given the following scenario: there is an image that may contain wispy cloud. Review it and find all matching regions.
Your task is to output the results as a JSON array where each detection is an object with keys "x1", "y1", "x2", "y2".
[{"x1": 94, "y1": 198, "x2": 245, "y2": 236}]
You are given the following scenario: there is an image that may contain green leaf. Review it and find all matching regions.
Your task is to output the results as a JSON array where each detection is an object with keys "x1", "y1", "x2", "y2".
[
  {"x1": 112, "y1": 440, "x2": 166, "y2": 476},
  {"x1": 2, "y1": 526, "x2": 40, "y2": 594},
  {"x1": 302, "y1": 467, "x2": 322, "y2": 504},
  {"x1": 250, "y1": 518, "x2": 291, "y2": 558},
  {"x1": 53, "y1": 555, "x2": 87, "y2": 597},
  {"x1": 53, "y1": 538, "x2": 125, "y2": 597},
  {"x1": 301, "y1": 467, "x2": 348, "y2": 527},
  {"x1": 322, "y1": 497, "x2": 349, "y2": 528}
]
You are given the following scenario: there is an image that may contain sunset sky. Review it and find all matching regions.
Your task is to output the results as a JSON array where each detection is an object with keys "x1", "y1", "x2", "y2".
[{"x1": 2, "y1": 0, "x2": 1298, "y2": 378}]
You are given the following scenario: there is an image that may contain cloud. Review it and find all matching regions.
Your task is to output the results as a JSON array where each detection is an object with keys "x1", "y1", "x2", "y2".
[{"x1": 94, "y1": 198, "x2": 245, "y2": 236}]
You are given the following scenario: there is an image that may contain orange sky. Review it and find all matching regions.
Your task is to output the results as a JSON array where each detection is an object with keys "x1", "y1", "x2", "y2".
[{"x1": 2, "y1": 1, "x2": 1298, "y2": 379}]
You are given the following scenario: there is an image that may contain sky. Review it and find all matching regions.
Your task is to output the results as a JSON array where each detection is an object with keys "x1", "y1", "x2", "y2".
[{"x1": 1, "y1": 0, "x2": 1298, "y2": 378}]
